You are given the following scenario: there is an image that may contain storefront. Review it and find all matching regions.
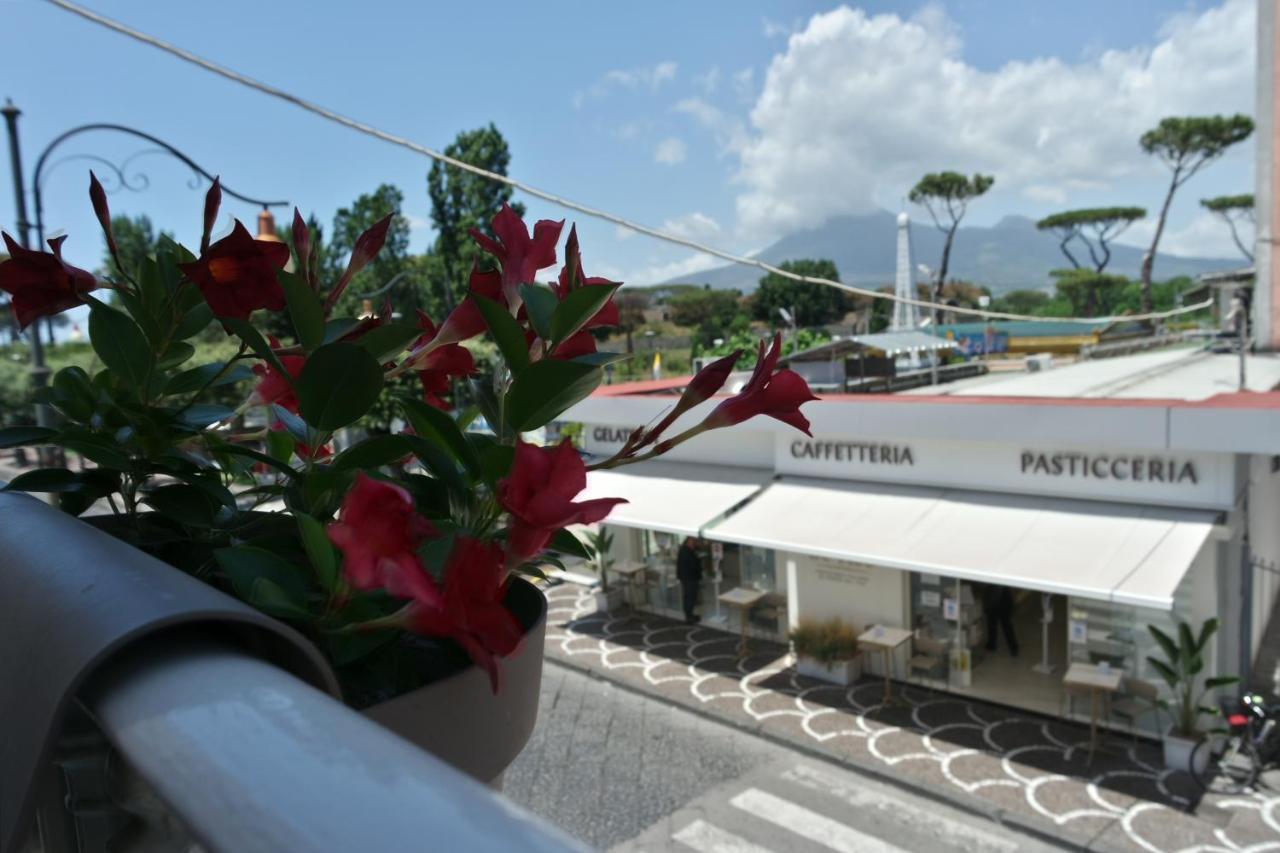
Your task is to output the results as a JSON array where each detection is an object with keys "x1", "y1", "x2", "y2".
[{"x1": 575, "y1": 399, "x2": 1254, "y2": 732}]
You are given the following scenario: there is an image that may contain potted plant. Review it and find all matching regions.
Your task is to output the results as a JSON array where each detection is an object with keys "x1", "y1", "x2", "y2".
[
  {"x1": 790, "y1": 618, "x2": 863, "y2": 686},
  {"x1": 585, "y1": 527, "x2": 623, "y2": 613},
  {"x1": 1147, "y1": 618, "x2": 1239, "y2": 773},
  {"x1": 0, "y1": 174, "x2": 817, "y2": 782}
]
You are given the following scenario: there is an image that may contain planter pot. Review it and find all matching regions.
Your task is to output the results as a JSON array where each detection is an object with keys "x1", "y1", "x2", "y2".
[
  {"x1": 363, "y1": 577, "x2": 547, "y2": 788},
  {"x1": 595, "y1": 586, "x2": 624, "y2": 614},
  {"x1": 796, "y1": 654, "x2": 861, "y2": 686},
  {"x1": 1163, "y1": 727, "x2": 1209, "y2": 775}
]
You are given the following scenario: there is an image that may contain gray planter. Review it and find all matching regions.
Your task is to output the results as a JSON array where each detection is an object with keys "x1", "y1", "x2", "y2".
[{"x1": 362, "y1": 577, "x2": 547, "y2": 787}]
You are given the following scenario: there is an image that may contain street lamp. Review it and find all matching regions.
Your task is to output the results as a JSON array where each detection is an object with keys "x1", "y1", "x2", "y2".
[{"x1": 1, "y1": 100, "x2": 287, "y2": 464}]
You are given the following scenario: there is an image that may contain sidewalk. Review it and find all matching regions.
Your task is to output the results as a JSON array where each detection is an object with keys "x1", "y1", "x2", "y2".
[{"x1": 542, "y1": 581, "x2": 1280, "y2": 853}]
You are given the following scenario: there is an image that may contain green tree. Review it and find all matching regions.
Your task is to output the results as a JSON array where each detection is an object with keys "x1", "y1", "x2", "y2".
[
  {"x1": 613, "y1": 288, "x2": 651, "y2": 353},
  {"x1": 752, "y1": 259, "x2": 847, "y2": 327},
  {"x1": 908, "y1": 171, "x2": 994, "y2": 326},
  {"x1": 427, "y1": 124, "x2": 525, "y2": 311},
  {"x1": 989, "y1": 289, "x2": 1051, "y2": 316},
  {"x1": 329, "y1": 184, "x2": 418, "y2": 317},
  {"x1": 101, "y1": 214, "x2": 172, "y2": 281},
  {"x1": 668, "y1": 287, "x2": 743, "y2": 347},
  {"x1": 1048, "y1": 269, "x2": 1130, "y2": 317},
  {"x1": 1036, "y1": 207, "x2": 1145, "y2": 273},
  {"x1": 1138, "y1": 115, "x2": 1254, "y2": 311},
  {"x1": 1200, "y1": 193, "x2": 1255, "y2": 262}
]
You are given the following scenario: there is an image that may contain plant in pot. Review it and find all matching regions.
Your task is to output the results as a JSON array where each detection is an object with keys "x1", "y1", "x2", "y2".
[
  {"x1": 1147, "y1": 618, "x2": 1239, "y2": 773},
  {"x1": 0, "y1": 174, "x2": 818, "y2": 783},
  {"x1": 790, "y1": 618, "x2": 863, "y2": 686},
  {"x1": 584, "y1": 527, "x2": 622, "y2": 613}
]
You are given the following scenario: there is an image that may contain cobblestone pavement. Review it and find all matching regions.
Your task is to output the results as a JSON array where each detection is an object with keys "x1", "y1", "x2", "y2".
[{"x1": 543, "y1": 581, "x2": 1280, "y2": 853}]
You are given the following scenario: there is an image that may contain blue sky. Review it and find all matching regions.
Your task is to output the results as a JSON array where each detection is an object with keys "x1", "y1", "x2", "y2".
[{"x1": 0, "y1": 0, "x2": 1258, "y2": 306}]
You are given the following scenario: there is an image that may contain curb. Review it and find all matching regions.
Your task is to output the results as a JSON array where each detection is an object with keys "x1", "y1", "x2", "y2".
[{"x1": 544, "y1": 649, "x2": 1125, "y2": 853}]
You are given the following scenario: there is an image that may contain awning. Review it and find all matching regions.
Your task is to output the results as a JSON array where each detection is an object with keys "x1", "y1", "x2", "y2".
[
  {"x1": 703, "y1": 477, "x2": 1218, "y2": 609},
  {"x1": 582, "y1": 462, "x2": 769, "y2": 538}
]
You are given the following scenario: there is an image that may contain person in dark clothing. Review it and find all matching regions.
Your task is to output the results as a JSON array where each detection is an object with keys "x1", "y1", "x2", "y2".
[
  {"x1": 984, "y1": 584, "x2": 1019, "y2": 656},
  {"x1": 676, "y1": 537, "x2": 703, "y2": 624}
]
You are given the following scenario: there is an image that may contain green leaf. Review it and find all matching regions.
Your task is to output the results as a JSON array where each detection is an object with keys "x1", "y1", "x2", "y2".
[
  {"x1": 356, "y1": 322, "x2": 422, "y2": 362},
  {"x1": 214, "y1": 545, "x2": 312, "y2": 607},
  {"x1": 571, "y1": 351, "x2": 633, "y2": 368},
  {"x1": 89, "y1": 301, "x2": 155, "y2": 393},
  {"x1": 110, "y1": 288, "x2": 164, "y2": 347},
  {"x1": 137, "y1": 257, "x2": 168, "y2": 322},
  {"x1": 266, "y1": 427, "x2": 298, "y2": 463},
  {"x1": 402, "y1": 435, "x2": 466, "y2": 493},
  {"x1": 59, "y1": 430, "x2": 131, "y2": 469},
  {"x1": 322, "y1": 317, "x2": 361, "y2": 344},
  {"x1": 248, "y1": 577, "x2": 311, "y2": 619},
  {"x1": 3, "y1": 468, "x2": 82, "y2": 492},
  {"x1": 505, "y1": 360, "x2": 602, "y2": 432},
  {"x1": 297, "y1": 512, "x2": 340, "y2": 592},
  {"x1": 173, "y1": 302, "x2": 214, "y2": 340},
  {"x1": 295, "y1": 343, "x2": 384, "y2": 431},
  {"x1": 1205, "y1": 675, "x2": 1242, "y2": 689},
  {"x1": 332, "y1": 434, "x2": 413, "y2": 472},
  {"x1": 474, "y1": 295, "x2": 530, "y2": 373},
  {"x1": 271, "y1": 404, "x2": 319, "y2": 447},
  {"x1": 163, "y1": 361, "x2": 254, "y2": 396},
  {"x1": 551, "y1": 282, "x2": 621, "y2": 346},
  {"x1": 143, "y1": 484, "x2": 219, "y2": 527},
  {"x1": 469, "y1": 433, "x2": 515, "y2": 485},
  {"x1": 179, "y1": 404, "x2": 235, "y2": 429},
  {"x1": 216, "y1": 443, "x2": 298, "y2": 477},
  {"x1": 156, "y1": 341, "x2": 196, "y2": 370},
  {"x1": 51, "y1": 366, "x2": 97, "y2": 421},
  {"x1": 0, "y1": 426, "x2": 57, "y2": 448},
  {"x1": 1145, "y1": 657, "x2": 1179, "y2": 690},
  {"x1": 1197, "y1": 618, "x2": 1220, "y2": 651},
  {"x1": 280, "y1": 270, "x2": 325, "y2": 351},
  {"x1": 520, "y1": 283, "x2": 558, "y2": 341},
  {"x1": 551, "y1": 528, "x2": 592, "y2": 560},
  {"x1": 224, "y1": 318, "x2": 291, "y2": 382},
  {"x1": 402, "y1": 398, "x2": 482, "y2": 476},
  {"x1": 1148, "y1": 625, "x2": 1179, "y2": 664}
]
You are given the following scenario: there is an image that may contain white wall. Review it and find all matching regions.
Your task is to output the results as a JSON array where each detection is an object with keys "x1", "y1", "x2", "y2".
[
  {"x1": 1249, "y1": 454, "x2": 1280, "y2": 659},
  {"x1": 786, "y1": 553, "x2": 909, "y2": 675}
]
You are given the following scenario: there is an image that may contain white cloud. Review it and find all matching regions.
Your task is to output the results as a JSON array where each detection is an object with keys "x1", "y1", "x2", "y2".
[
  {"x1": 620, "y1": 251, "x2": 722, "y2": 286},
  {"x1": 575, "y1": 60, "x2": 678, "y2": 106},
  {"x1": 1121, "y1": 210, "x2": 1254, "y2": 259},
  {"x1": 762, "y1": 17, "x2": 792, "y2": 38},
  {"x1": 654, "y1": 137, "x2": 688, "y2": 165},
  {"x1": 403, "y1": 213, "x2": 432, "y2": 231},
  {"x1": 661, "y1": 211, "x2": 722, "y2": 242},
  {"x1": 732, "y1": 67, "x2": 755, "y2": 102},
  {"x1": 693, "y1": 66, "x2": 721, "y2": 95},
  {"x1": 725, "y1": 0, "x2": 1255, "y2": 241},
  {"x1": 614, "y1": 224, "x2": 635, "y2": 241}
]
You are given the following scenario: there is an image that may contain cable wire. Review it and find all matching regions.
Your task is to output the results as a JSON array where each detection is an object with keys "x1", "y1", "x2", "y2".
[{"x1": 45, "y1": 0, "x2": 1215, "y2": 326}]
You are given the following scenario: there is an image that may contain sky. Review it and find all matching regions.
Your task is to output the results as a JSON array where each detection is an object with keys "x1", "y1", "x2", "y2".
[{"x1": 0, "y1": 0, "x2": 1260, "y2": 306}]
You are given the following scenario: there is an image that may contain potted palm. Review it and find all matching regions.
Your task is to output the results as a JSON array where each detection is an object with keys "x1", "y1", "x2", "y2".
[
  {"x1": 790, "y1": 618, "x2": 863, "y2": 686},
  {"x1": 585, "y1": 527, "x2": 623, "y2": 613},
  {"x1": 1147, "y1": 618, "x2": 1239, "y2": 773},
  {"x1": 0, "y1": 174, "x2": 818, "y2": 783}
]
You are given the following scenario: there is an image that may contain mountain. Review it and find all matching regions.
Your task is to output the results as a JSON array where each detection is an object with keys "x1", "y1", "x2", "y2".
[{"x1": 659, "y1": 210, "x2": 1240, "y2": 294}]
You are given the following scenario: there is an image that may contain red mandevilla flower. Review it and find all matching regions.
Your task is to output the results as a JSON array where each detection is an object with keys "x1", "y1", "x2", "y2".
[
  {"x1": 498, "y1": 440, "x2": 626, "y2": 560},
  {"x1": 327, "y1": 473, "x2": 438, "y2": 594},
  {"x1": 703, "y1": 333, "x2": 818, "y2": 435},
  {"x1": 179, "y1": 220, "x2": 291, "y2": 323},
  {"x1": 250, "y1": 340, "x2": 306, "y2": 412},
  {"x1": 0, "y1": 233, "x2": 98, "y2": 330},
  {"x1": 405, "y1": 537, "x2": 524, "y2": 691},
  {"x1": 471, "y1": 204, "x2": 563, "y2": 307},
  {"x1": 637, "y1": 349, "x2": 744, "y2": 451},
  {"x1": 414, "y1": 310, "x2": 476, "y2": 410}
]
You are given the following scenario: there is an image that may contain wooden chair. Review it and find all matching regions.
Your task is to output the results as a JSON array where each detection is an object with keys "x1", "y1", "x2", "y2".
[
  {"x1": 909, "y1": 635, "x2": 948, "y2": 689},
  {"x1": 1110, "y1": 677, "x2": 1162, "y2": 742}
]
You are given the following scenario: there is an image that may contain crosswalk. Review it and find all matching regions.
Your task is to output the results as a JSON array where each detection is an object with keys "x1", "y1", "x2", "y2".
[{"x1": 617, "y1": 759, "x2": 1053, "y2": 853}]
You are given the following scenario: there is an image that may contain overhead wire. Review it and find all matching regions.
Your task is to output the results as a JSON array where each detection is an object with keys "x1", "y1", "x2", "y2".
[{"x1": 45, "y1": 0, "x2": 1214, "y2": 326}]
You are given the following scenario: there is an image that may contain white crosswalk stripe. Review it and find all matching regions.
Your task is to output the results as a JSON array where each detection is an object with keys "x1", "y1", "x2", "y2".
[
  {"x1": 672, "y1": 819, "x2": 776, "y2": 853},
  {"x1": 729, "y1": 787, "x2": 909, "y2": 853}
]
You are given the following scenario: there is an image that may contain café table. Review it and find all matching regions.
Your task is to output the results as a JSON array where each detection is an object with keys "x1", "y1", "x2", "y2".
[
  {"x1": 611, "y1": 561, "x2": 648, "y2": 610},
  {"x1": 719, "y1": 587, "x2": 767, "y2": 656},
  {"x1": 1062, "y1": 662, "x2": 1124, "y2": 763},
  {"x1": 858, "y1": 625, "x2": 914, "y2": 705}
]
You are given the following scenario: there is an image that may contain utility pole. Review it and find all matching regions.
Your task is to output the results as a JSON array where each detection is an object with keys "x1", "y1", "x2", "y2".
[{"x1": 2, "y1": 99, "x2": 54, "y2": 467}]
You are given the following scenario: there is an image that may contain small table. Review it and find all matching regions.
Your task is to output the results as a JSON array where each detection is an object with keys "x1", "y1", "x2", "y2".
[
  {"x1": 858, "y1": 626, "x2": 914, "y2": 705},
  {"x1": 1062, "y1": 662, "x2": 1124, "y2": 763},
  {"x1": 719, "y1": 588, "x2": 766, "y2": 656},
  {"x1": 611, "y1": 561, "x2": 648, "y2": 610}
]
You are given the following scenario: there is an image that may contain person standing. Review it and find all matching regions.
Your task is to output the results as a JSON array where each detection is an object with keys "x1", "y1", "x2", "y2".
[
  {"x1": 983, "y1": 584, "x2": 1019, "y2": 657},
  {"x1": 676, "y1": 537, "x2": 703, "y2": 624}
]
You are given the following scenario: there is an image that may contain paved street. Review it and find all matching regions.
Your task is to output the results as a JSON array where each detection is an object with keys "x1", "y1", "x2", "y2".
[{"x1": 504, "y1": 661, "x2": 1058, "y2": 852}]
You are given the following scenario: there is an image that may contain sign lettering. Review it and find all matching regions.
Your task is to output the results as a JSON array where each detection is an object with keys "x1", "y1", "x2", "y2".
[
  {"x1": 1018, "y1": 450, "x2": 1198, "y2": 485},
  {"x1": 790, "y1": 440, "x2": 915, "y2": 466}
]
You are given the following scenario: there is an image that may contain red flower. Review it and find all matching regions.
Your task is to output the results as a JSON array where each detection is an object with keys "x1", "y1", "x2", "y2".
[
  {"x1": 553, "y1": 225, "x2": 620, "y2": 329},
  {"x1": 179, "y1": 219, "x2": 290, "y2": 323},
  {"x1": 402, "y1": 266, "x2": 502, "y2": 371},
  {"x1": 327, "y1": 473, "x2": 437, "y2": 595},
  {"x1": 414, "y1": 310, "x2": 476, "y2": 409},
  {"x1": 325, "y1": 214, "x2": 393, "y2": 311},
  {"x1": 250, "y1": 341, "x2": 306, "y2": 412},
  {"x1": 471, "y1": 204, "x2": 563, "y2": 307},
  {"x1": 639, "y1": 349, "x2": 744, "y2": 450},
  {"x1": 549, "y1": 330, "x2": 599, "y2": 360},
  {"x1": 89, "y1": 172, "x2": 122, "y2": 274},
  {"x1": 269, "y1": 421, "x2": 332, "y2": 460},
  {"x1": 498, "y1": 440, "x2": 626, "y2": 560},
  {"x1": 405, "y1": 537, "x2": 524, "y2": 691},
  {"x1": 200, "y1": 178, "x2": 222, "y2": 255},
  {"x1": 0, "y1": 233, "x2": 98, "y2": 330},
  {"x1": 704, "y1": 334, "x2": 818, "y2": 435}
]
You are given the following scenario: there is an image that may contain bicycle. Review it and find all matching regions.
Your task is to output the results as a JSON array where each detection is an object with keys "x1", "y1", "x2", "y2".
[{"x1": 1191, "y1": 693, "x2": 1280, "y2": 794}]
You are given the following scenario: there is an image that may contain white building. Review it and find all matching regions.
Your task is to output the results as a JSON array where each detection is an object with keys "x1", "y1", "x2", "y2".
[{"x1": 569, "y1": 348, "x2": 1280, "y2": 725}]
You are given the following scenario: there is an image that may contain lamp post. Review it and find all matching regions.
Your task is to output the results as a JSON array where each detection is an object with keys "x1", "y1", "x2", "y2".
[{"x1": 1, "y1": 100, "x2": 287, "y2": 465}]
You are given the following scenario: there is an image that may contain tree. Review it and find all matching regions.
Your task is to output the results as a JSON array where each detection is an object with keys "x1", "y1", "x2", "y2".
[
  {"x1": 667, "y1": 287, "x2": 743, "y2": 347},
  {"x1": 614, "y1": 288, "x2": 651, "y2": 353},
  {"x1": 1138, "y1": 114, "x2": 1254, "y2": 311},
  {"x1": 752, "y1": 259, "x2": 847, "y2": 327},
  {"x1": 1049, "y1": 269, "x2": 1131, "y2": 317},
  {"x1": 989, "y1": 289, "x2": 1051, "y2": 317},
  {"x1": 1036, "y1": 207, "x2": 1145, "y2": 273},
  {"x1": 101, "y1": 214, "x2": 172, "y2": 281},
  {"x1": 329, "y1": 184, "x2": 418, "y2": 316},
  {"x1": 427, "y1": 124, "x2": 525, "y2": 311},
  {"x1": 908, "y1": 172, "x2": 994, "y2": 328},
  {"x1": 1201, "y1": 193, "x2": 1255, "y2": 262}
]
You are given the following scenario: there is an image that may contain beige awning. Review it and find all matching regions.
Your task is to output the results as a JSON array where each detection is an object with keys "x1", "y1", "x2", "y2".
[{"x1": 583, "y1": 462, "x2": 769, "y2": 538}]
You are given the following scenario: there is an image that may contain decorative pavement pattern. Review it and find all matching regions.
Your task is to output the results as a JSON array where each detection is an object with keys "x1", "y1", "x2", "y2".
[{"x1": 542, "y1": 581, "x2": 1280, "y2": 853}]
